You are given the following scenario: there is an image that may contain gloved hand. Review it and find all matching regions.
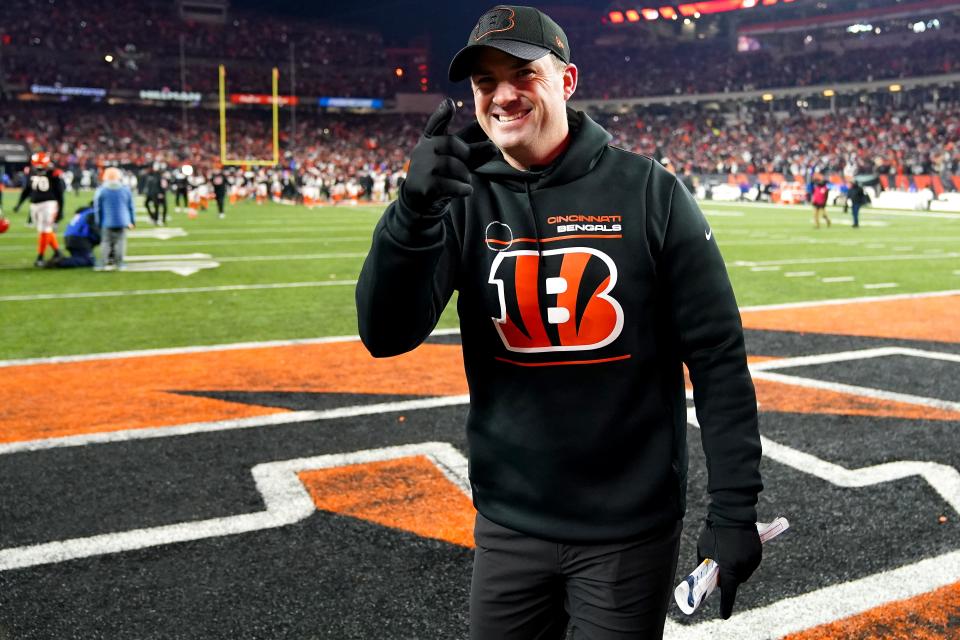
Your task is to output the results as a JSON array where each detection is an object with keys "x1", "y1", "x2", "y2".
[
  {"x1": 401, "y1": 98, "x2": 497, "y2": 215},
  {"x1": 697, "y1": 520, "x2": 762, "y2": 619}
]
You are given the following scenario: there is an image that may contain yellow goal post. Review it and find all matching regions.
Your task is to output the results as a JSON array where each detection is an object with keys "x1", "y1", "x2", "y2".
[{"x1": 218, "y1": 65, "x2": 280, "y2": 166}]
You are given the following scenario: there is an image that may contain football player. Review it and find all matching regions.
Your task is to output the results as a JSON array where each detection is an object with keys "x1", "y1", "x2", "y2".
[{"x1": 14, "y1": 152, "x2": 65, "y2": 267}]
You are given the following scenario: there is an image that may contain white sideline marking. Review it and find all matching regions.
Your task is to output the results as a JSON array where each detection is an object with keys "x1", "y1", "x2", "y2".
[
  {"x1": 740, "y1": 288, "x2": 960, "y2": 312},
  {"x1": 750, "y1": 346, "x2": 960, "y2": 371},
  {"x1": 0, "y1": 327, "x2": 463, "y2": 369},
  {"x1": 749, "y1": 346, "x2": 960, "y2": 413},
  {"x1": 0, "y1": 394, "x2": 471, "y2": 456},
  {"x1": 704, "y1": 199, "x2": 960, "y2": 220},
  {"x1": 0, "y1": 280, "x2": 358, "y2": 302},
  {"x1": 676, "y1": 381, "x2": 960, "y2": 639},
  {"x1": 863, "y1": 282, "x2": 898, "y2": 289},
  {"x1": 0, "y1": 442, "x2": 469, "y2": 572},
  {"x1": 702, "y1": 210, "x2": 745, "y2": 217},
  {"x1": 663, "y1": 552, "x2": 960, "y2": 639},
  {"x1": 125, "y1": 253, "x2": 212, "y2": 261},
  {"x1": 821, "y1": 276, "x2": 854, "y2": 283},
  {"x1": 730, "y1": 251, "x2": 960, "y2": 268},
  {"x1": 2, "y1": 290, "x2": 956, "y2": 367},
  {"x1": 1, "y1": 349, "x2": 959, "y2": 638},
  {"x1": 751, "y1": 370, "x2": 960, "y2": 412},
  {"x1": 784, "y1": 271, "x2": 815, "y2": 277},
  {"x1": 0, "y1": 238, "x2": 371, "y2": 252},
  {"x1": 216, "y1": 253, "x2": 367, "y2": 263}
]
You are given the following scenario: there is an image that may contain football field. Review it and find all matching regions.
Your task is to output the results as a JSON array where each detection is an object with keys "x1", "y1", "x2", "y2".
[{"x1": 0, "y1": 194, "x2": 958, "y2": 638}]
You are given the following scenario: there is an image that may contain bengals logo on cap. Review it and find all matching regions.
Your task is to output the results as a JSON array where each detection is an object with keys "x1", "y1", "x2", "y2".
[{"x1": 473, "y1": 7, "x2": 516, "y2": 41}]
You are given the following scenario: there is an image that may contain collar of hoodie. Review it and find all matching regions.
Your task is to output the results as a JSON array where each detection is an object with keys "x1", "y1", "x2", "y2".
[{"x1": 458, "y1": 108, "x2": 612, "y2": 191}]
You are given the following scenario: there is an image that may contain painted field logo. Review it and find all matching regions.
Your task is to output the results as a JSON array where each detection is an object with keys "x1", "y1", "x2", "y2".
[{"x1": 488, "y1": 248, "x2": 624, "y2": 353}]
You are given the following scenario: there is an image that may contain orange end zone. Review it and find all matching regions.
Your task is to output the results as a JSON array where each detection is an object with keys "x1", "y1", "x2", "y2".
[
  {"x1": 784, "y1": 580, "x2": 960, "y2": 640},
  {"x1": 742, "y1": 295, "x2": 960, "y2": 344},
  {"x1": 0, "y1": 342, "x2": 468, "y2": 444},
  {"x1": 299, "y1": 456, "x2": 476, "y2": 548}
]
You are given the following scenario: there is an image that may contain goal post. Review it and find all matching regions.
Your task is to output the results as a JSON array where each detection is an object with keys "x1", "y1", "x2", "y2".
[{"x1": 218, "y1": 65, "x2": 280, "y2": 166}]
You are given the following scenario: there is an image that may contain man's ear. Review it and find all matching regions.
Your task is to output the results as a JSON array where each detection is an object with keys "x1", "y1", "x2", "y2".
[{"x1": 562, "y1": 63, "x2": 578, "y2": 101}]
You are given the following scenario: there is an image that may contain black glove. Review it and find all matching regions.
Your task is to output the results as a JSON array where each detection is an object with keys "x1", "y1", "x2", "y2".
[
  {"x1": 697, "y1": 520, "x2": 762, "y2": 619},
  {"x1": 401, "y1": 98, "x2": 497, "y2": 215}
]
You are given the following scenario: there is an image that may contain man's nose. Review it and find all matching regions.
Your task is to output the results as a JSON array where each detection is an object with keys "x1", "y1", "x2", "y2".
[{"x1": 491, "y1": 81, "x2": 520, "y2": 106}]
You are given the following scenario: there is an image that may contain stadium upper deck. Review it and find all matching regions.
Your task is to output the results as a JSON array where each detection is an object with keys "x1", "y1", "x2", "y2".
[{"x1": 1, "y1": 0, "x2": 957, "y2": 100}]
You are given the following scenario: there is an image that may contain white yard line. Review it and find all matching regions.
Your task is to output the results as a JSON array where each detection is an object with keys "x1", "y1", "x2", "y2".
[
  {"x1": 750, "y1": 266, "x2": 782, "y2": 272},
  {"x1": 730, "y1": 251, "x2": 960, "y2": 268},
  {"x1": 1, "y1": 342, "x2": 958, "y2": 639},
  {"x1": 863, "y1": 283, "x2": 898, "y2": 289},
  {"x1": 215, "y1": 253, "x2": 367, "y2": 262},
  {"x1": 0, "y1": 328, "x2": 462, "y2": 368},
  {"x1": 704, "y1": 199, "x2": 960, "y2": 220},
  {"x1": 2, "y1": 291, "x2": 956, "y2": 364},
  {"x1": 821, "y1": 276, "x2": 854, "y2": 283},
  {"x1": 784, "y1": 271, "x2": 816, "y2": 277},
  {"x1": 740, "y1": 288, "x2": 960, "y2": 312},
  {"x1": 0, "y1": 441, "x2": 470, "y2": 571},
  {"x1": 0, "y1": 280, "x2": 358, "y2": 302},
  {"x1": 0, "y1": 395, "x2": 471, "y2": 456}
]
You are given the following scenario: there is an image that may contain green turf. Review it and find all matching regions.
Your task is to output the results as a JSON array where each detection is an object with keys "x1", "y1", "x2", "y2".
[{"x1": 1, "y1": 191, "x2": 958, "y2": 359}]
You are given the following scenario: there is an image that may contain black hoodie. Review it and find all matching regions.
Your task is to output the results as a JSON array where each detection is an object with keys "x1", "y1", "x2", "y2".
[{"x1": 356, "y1": 109, "x2": 762, "y2": 542}]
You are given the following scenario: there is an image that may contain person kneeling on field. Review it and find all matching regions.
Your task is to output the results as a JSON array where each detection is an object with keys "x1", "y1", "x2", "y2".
[{"x1": 46, "y1": 203, "x2": 100, "y2": 268}]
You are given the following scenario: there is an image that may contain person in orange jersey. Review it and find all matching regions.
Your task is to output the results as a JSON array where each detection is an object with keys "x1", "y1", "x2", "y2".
[{"x1": 13, "y1": 152, "x2": 65, "y2": 267}]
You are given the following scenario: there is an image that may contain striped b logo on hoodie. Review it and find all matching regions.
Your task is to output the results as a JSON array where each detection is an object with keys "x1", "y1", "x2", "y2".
[{"x1": 488, "y1": 247, "x2": 623, "y2": 353}]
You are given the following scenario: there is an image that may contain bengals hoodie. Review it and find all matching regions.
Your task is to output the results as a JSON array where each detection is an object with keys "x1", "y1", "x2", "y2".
[{"x1": 356, "y1": 109, "x2": 762, "y2": 543}]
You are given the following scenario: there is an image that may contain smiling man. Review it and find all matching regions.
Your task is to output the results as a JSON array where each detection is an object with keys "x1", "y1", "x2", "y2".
[{"x1": 356, "y1": 5, "x2": 764, "y2": 639}]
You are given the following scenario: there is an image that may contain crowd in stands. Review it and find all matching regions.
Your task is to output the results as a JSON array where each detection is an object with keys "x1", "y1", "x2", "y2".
[
  {"x1": 3, "y1": 100, "x2": 958, "y2": 187},
  {"x1": 3, "y1": 0, "x2": 958, "y2": 100},
  {"x1": 572, "y1": 37, "x2": 960, "y2": 100},
  {"x1": 1, "y1": 0, "x2": 411, "y2": 97},
  {"x1": 596, "y1": 103, "x2": 960, "y2": 179}
]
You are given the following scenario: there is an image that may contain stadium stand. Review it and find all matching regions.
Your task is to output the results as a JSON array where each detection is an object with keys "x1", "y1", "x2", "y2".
[{"x1": 1, "y1": 0, "x2": 959, "y2": 208}]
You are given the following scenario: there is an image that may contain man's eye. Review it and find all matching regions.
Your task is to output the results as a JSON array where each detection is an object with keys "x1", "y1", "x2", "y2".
[{"x1": 518, "y1": 69, "x2": 534, "y2": 78}]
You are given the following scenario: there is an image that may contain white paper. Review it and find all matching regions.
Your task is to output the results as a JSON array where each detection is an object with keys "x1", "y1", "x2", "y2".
[{"x1": 674, "y1": 516, "x2": 790, "y2": 615}]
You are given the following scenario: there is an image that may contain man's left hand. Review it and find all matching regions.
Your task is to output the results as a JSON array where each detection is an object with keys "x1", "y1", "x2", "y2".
[{"x1": 697, "y1": 521, "x2": 762, "y2": 619}]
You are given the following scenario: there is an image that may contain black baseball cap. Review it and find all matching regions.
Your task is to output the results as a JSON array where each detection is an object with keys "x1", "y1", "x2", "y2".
[{"x1": 448, "y1": 5, "x2": 571, "y2": 82}]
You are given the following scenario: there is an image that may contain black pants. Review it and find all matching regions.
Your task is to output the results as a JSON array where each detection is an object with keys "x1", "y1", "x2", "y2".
[
  {"x1": 154, "y1": 194, "x2": 167, "y2": 222},
  {"x1": 471, "y1": 514, "x2": 681, "y2": 640},
  {"x1": 145, "y1": 196, "x2": 157, "y2": 222}
]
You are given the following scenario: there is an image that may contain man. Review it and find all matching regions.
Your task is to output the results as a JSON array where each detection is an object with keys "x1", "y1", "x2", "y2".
[
  {"x1": 94, "y1": 167, "x2": 135, "y2": 270},
  {"x1": 847, "y1": 180, "x2": 868, "y2": 228},
  {"x1": 14, "y1": 152, "x2": 65, "y2": 267},
  {"x1": 811, "y1": 175, "x2": 831, "y2": 229},
  {"x1": 355, "y1": 6, "x2": 763, "y2": 638},
  {"x1": 47, "y1": 203, "x2": 100, "y2": 268},
  {"x1": 142, "y1": 164, "x2": 169, "y2": 226},
  {"x1": 211, "y1": 168, "x2": 227, "y2": 218}
]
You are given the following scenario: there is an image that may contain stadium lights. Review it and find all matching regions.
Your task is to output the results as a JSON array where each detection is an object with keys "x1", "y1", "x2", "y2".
[
  {"x1": 823, "y1": 89, "x2": 835, "y2": 97},
  {"x1": 625, "y1": 9, "x2": 641, "y2": 21},
  {"x1": 660, "y1": 7, "x2": 678, "y2": 19},
  {"x1": 394, "y1": 67, "x2": 404, "y2": 78},
  {"x1": 609, "y1": 10, "x2": 626, "y2": 23},
  {"x1": 104, "y1": 54, "x2": 113, "y2": 62},
  {"x1": 889, "y1": 84, "x2": 902, "y2": 93},
  {"x1": 762, "y1": 93, "x2": 774, "y2": 101},
  {"x1": 642, "y1": 8, "x2": 660, "y2": 19},
  {"x1": 742, "y1": 0, "x2": 757, "y2": 8}
]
